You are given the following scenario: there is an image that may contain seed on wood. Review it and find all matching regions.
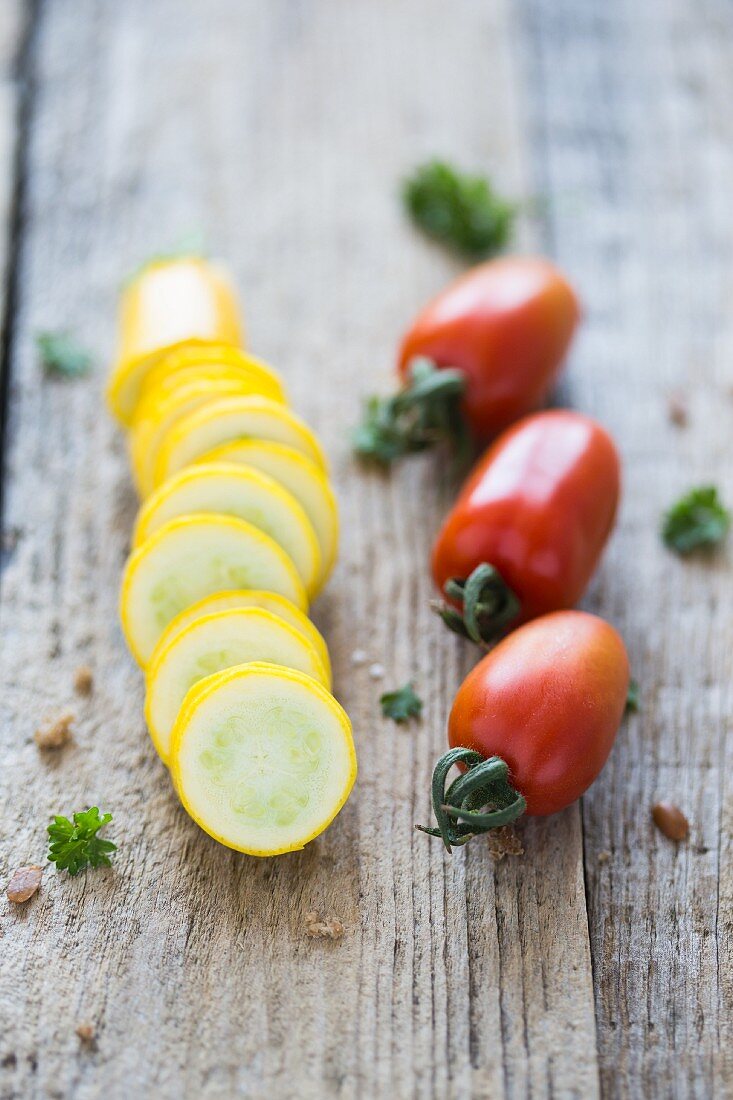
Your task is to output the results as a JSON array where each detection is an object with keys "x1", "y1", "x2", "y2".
[
  {"x1": 368, "y1": 663, "x2": 385, "y2": 681},
  {"x1": 34, "y1": 712, "x2": 74, "y2": 750},
  {"x1": 667, "y1": 392, "x2": 688, "y2": 426},
  {"x1": 73, "y1": 666, "x2": 94, "y2": 695},
  {"x1": 652, "y1": 802, "x2": 689, "y2": 841},
  {"x1": 75, "y1": 1023, "x2": 95, "y2": 1043},
  {"x1": 305, "y1": 910, "x2": 345, "y2": 940},
  {"x1": 6, "y1": 865, "x2": 43, "y2": 904},
  {"x1": 350, "y1": 649, "x2": 368, "y2": 667}
]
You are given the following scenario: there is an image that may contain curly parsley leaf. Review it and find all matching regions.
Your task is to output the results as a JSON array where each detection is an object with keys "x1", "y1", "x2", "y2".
[
  {"x1": 47, "y1": 807, "x2": 117, "y2": 876},
  {"x1": 403, "y1": 160, "x2": 515, "y2": 260},
  {"x1": 380, "y1": 683, "x2": 423, "y2": 724},
  {"x1": 36, "y1": 332, "x2": 92, "y2": 378},
  {"x1": 662, "y1": 486, "x2": 730, "y2": 554}
]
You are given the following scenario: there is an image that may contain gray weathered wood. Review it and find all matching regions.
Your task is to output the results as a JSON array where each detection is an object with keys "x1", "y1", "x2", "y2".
[
  {"x1": 0, "y1": 1, "x2": 602, "y2": 1098},
  {"x1": 0, "y1": 0, "x2": 28, "y2": 359},
  {"x1": 520, "y1": 0, "x2": 733, "y2": 1095}
]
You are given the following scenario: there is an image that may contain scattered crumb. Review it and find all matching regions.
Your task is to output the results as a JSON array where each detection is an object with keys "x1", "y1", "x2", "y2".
[
  {"x1": 73, "y1": 666, "x2": 94, "y2": 696},
  {"x1": 652, "y1": 802, "x2": 689, "y2": 841},
  {"x1": 667, "y1": 392, "x2": 688, "y2": 427},
  {"x1": 34, "y1": 712, "x2": 74, "y2": 750},
  {"x1": 350, "y1": 649, "x2": 368, "y2": 667},
  {"x1": 6, "y1": 865, "x2": 43, "y2": 904},
  {"x1": 305, "y1": 910, "x2": 345, "y2": 940},
  {"x1": 597, "y1": 849, "x2": 611, "y2": 865},
  {"x1": 368, "y1": 663, "x2": 385, "y2": 681},
  {"x1": 486, "y1": 825, "x2": 524, "y2": 861},
  {"x1": 75, "y1": 1023, "x2": 95, "y2": 1044}
]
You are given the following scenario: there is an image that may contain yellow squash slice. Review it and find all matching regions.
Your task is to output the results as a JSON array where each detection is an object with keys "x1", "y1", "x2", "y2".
[
  {"x1": 145, "y1": 608, "x2": 329, "y2": 762},
  {"x1": 120, "y1": 514, "x2": 307, "y2": 665},
  {"x1": 155, "y1": 589, "x2": 331, "y2": 682},
  {"x1": 170, "y1": 663, "x2": 356, "y2": 856},
  {"x1": 153, "y1": 395, "x2": 328, "y2": 489},
  {"x1": 138, "y1": 346, "x2": 286, "y2": 410},
  {"x1": 130, "y1": 377, "x2": 286, "y2": 497},
  {"x1": 197, "y1": 440, "x2": 339, "y2": 584},
  {"x1": 133, "y1": 463, "x2": 322, "y2": 596},
  {"x1": 108, "y1": 258, "x2": 243, "y2": 425}
]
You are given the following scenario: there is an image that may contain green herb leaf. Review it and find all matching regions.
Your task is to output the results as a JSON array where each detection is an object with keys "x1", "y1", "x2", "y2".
[
  {"x1": 380, "y1": 682, "x2": 423, "y2": 724},
  {"x1": 353, "y1": 359, "x2": 469, "y2": 468},
  {"x1": 662, "y1": 485, "x2": 730, "y2": 554},
  {"x1": 47, "y1": 807, "x2": 117, "y2": 876},
  {"x1": 403, "y1": 160, "x2": 515, "y2": 259},
  {"x1": 36, "y1": 332, "x2": 92, "y2": 378},
  {"x1": 626, "y1": 679, "x2": 640, "y2": 713}
]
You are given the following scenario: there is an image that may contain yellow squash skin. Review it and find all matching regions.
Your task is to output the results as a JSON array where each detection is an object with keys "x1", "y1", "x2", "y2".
[
  {"x1": 108, "y1": 257, "x2": 244, "y2": 425},
  {"x1": 152, "y1": 589, "x2": 332, "y2": 683},
  {"x1": 170, "y1": 662, "x2": 357, "y2": 856},
  {"x1": 120, "y1": 513, "x2": 308, "y2": 665}
]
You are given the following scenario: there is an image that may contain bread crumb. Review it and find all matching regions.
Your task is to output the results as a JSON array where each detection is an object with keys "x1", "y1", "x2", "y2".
[
  {"x1": 74, "y1": 666, "x2": 94, "y2": 696},
  {"x1": 34, "y1": 712, "x2": 74, "y2": 750},
  {"x1": 486, "y1": 825, "x2": 524, "y2": 861},
  {"x1": 6, "y1": 865, "x2": 43, "y2": 904},
  {"x1": 75, "y1": 1023, "x2": 95, "y2": 1043},
  {"x1": 305, "y1": 910, "x2": 345, "y2": 940},
  {"x1": 597, "y1": 849, "x2": 611, "y2": 864}
]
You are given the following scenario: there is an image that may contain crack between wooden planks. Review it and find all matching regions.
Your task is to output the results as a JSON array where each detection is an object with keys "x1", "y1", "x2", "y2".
[{"x1": 0, "y1": 0, "x2": 43, "y2": 569}]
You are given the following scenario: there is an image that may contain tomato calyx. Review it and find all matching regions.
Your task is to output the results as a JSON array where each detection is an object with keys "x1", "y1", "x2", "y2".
[
  {"x1": 353, "y1": 358, "x2": 471, "y2": 467},
  {"x1": 416, "y1": 747, "x2": 526, "y2": 852},
  {"x1": 433, "y1": 563, "x2": 520, "y2": 645}
]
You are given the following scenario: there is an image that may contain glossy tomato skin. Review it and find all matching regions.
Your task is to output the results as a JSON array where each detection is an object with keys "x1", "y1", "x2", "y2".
[
  {"x1": 432, "y1": 410, "x2": 620, "y2": 622},
  {"x1": 448, "y1": 611, "x2": 629, "y2": 815},
  {"x1": 398, "y1": 257, "x2": 580, "y2": 438}
]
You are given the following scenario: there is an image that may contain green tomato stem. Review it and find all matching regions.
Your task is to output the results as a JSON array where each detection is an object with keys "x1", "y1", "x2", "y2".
[
  {"x1": 416, "y1": 746, "x2": 526, "y2": 852},
  {"x1": 434, "y1": 563, "x2": 521, "y2": 645},
  {"x1": 353, "y1": 359, "x2": 471, "y2": 467}
]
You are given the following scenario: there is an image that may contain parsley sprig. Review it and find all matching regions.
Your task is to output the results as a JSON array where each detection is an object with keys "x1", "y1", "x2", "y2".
[
  {"x1": 403, "y1": 160, "x2": 515, "y2": 260},
  {"x1": 47, "y1": 807, "x2": 116, "y2": 876},
  {"x1": 380, "y1": 683, "x2": 423, "y2": 724},
  {"x1": 36, "y1": 332, "x2": 92, "y2": 378},
  {"x1": 662, "y1": 486, "x2": 730, "y2": 554}
]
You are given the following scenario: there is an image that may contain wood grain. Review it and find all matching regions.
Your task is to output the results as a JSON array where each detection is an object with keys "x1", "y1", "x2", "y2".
[
  {"x1": 0, "y1": 1, "x2": 602, "y2": 1098},
  {"x1": 520, "y1": 0, "x2": 733, "y2": 1095},
  {"x1": 0, "y1": 0, "x2": 30, "y2": 401}
]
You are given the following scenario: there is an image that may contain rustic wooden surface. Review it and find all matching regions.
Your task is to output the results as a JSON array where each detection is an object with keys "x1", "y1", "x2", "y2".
[
  {"x1": 521, "y1": 1, "x2": 733, "y2": 1094},
  {"x1": 0, "y1": 1, "x2": 729, "y2": 1098}
]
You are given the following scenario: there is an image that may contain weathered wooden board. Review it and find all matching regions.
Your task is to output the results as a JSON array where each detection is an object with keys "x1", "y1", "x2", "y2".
[
  {"x1": 1, "y1": 0, "x2": 730, "y2": 1097},
  {"x1": 0, "y1": 1, "x2": 602, "y2": 1098},
  {"x1": 520, "y1": 0, "x2": 732, "y2": 1095},
  {"x1": 0, "y1": 0, "x2": 28, "y2": 381}
]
